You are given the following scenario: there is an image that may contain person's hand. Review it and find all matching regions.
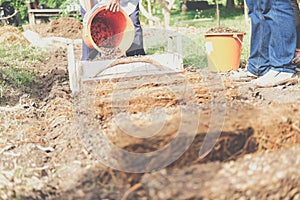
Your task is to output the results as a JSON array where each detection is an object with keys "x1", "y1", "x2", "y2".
[{"x1": 106, "y1": 0, "x2": 120, "y2": 12}]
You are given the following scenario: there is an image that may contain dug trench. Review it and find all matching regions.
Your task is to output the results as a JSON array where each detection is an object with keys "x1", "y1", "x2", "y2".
[
  {"x1": 2, "y1": 21, "x2": 299, "y2": 199},
  {"x1": 1, "y1": 47, "x2": 299, "y2": 199},
  {"x1": 44, "y1": 70, "x2": 300, "y2": 199}
]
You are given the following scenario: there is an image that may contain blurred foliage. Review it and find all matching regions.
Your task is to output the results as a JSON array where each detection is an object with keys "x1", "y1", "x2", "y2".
[
  {"x1": 0, "y1": 44, "x2": 44, "y2": 87},
  {"x1": 4, "y1": 0, "x2": 243, "y2": 23},
  {"x1": 0, "y1": 44, "x2": 46, "y2": 104},
  {"x1": 4, "y1": 0, "x2": 27, "y2": 22},
  {"x1": 32, "y1": 0, "x2": 66, "y2": 8},
  {"x1": 4, "y1": 0, "x2": 72, "y2": 21}
]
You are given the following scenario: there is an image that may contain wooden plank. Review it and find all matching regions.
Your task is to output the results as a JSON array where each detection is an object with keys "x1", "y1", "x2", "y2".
[
  {"x1": 33, "y1": 13, "x2": 61, "y2": 17},
  {"x1": 28, "y1": 9, "x2": 62, "y2": 13},
  {"x1": 67, "y1": 42, "x2": 80, "y2": 93},
  {"x1": 27, "y1": 8, "x2": 62, "y2": 25},
  {"x1": 80, "y1": 53, "x2": 183, "y2": 81}
]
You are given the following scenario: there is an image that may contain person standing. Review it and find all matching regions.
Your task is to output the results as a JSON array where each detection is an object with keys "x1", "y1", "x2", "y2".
[
  {"x1": 245, "y1": 0, "x2": 298, "y2": 87},
  {"x1": 79, "y1": 0, "x2": 146, "y2": 60}
]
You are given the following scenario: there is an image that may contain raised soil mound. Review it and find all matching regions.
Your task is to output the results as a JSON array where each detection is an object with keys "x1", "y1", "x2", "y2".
[
  {"x1": 30, "y1": 17, "x2": 83, "y2": 39},
  {"x1": 0, "y1": 25, "x2": 29, "y2": 45}
]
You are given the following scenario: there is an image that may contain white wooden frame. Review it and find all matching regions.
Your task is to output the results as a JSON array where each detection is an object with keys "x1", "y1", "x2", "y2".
[{"x1": 67, "y1": 33, "x2": 184, "y2": 94}]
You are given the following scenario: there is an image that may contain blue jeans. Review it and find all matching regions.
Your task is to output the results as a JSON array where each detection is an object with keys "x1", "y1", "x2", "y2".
[
  {"x1": 246, "y1": 0, "x2": 297, "y2": 75},
  {"x1": 291, "y1": 0, "x2": 300, "y2": 48},
  {"x1": 80, "y1": 5, "x2": 145, "y2": 60}
]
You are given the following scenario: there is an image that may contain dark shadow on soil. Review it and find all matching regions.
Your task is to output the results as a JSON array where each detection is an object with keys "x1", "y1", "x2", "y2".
[
  {"x1": 23, "y1": 128, "x2": 259, "y2": 200},
  {"x1": 30, "y1": 66, "x2": 71, "y2": 102}
]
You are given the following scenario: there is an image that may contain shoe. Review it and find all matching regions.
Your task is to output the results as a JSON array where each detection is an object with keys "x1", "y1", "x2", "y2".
[
  {"x1": 292, "y1": 49, "x2": 300, "y2": 66},
  {"x1": 87, "y1": 49, "x2": 100, "y2": 61},
  {"x1": 126, "y1": 49, "x2": 146, "y2": 57},
  {"x1": 251, "y1": 70, "x2": 298, "y2": 88},
  {"x1": 229, "y1": 68, "x2": 258, "y2": 81},
  {"x1": 292, "y1": 56, "x2": 300, "y2": 66}
]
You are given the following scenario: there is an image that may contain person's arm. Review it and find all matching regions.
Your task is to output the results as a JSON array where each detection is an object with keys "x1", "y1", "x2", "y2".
[
  {"x1": 106, "y1": 0, "x2": 120, "y2": 12},
  {"x1": 80, "y1": 0, "x2": 93, "y2": 12}
]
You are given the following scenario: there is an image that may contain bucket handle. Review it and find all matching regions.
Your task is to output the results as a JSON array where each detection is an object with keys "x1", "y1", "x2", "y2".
[{"x1": 233, "y1": 34, "x2": 243, "y2": 46}]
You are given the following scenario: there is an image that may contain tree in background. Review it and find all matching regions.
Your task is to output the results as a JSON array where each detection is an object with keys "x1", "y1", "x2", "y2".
[
  {"x1": 34, "y1": 0, "x2": 66, "y2": 8},
  {"x1": 7, "y1": 0, "x2": 68, "y2": 21},
  {"x1": 156, "y1": 0, "x2": 175, "y2": 27},
  {"x1": 139, "y1": 0, "x2": 161, "y2": 26},
  {"x1": 226, "y1": 0, "x2": 244, "y2": 8},
  {"x1": 226, "y1": 0, "x2": 234, "y2": 8},
  {"x1": 7, "y1": 0, "x2": 243, "y2": 26}
]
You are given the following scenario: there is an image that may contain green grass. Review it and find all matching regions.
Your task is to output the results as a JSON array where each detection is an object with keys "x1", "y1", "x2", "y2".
[
  {"x1": 1, "y1": 66, "x2": 36, "y2": 86},
  {"x1": 0, "y1": 44, "x2": 46, "y2": 104},
  {"x1": 0, "y1": 44, "x2": 45, "y2": 86},
  {"x1": 143, "y1": 7, "x2": 251, "y2": 68}
]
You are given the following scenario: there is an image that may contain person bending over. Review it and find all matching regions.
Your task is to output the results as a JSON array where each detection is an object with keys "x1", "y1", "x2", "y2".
[{"x1": 79, "y1": 0, "x2": 146, "y2": 60}]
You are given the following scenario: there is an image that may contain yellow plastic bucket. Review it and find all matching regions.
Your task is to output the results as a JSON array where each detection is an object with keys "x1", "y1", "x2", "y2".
[
  {"x1": 204, "y1": 32, "x2": 245, "y2": 72},
  {"x1": 82, "y1": 4, "x2": 134, "y2": 53}
]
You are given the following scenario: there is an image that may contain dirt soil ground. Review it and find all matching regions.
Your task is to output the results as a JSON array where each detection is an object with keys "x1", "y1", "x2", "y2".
[{"x1": 0, "y1": 18, "x2": 300, "y2": 200}]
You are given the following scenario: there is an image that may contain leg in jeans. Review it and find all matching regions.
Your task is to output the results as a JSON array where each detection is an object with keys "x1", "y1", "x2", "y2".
[
  {"x1": 126, "y1": 4, "x2": 146, "y2": 56},
  {"x1": 291, "y1": 0, "x2": 300, "y2": 49},
  {"x1": 268, "y1": 0, "x2": 296, "y2": 73},
  {"x1": 246, "y1": 0, "x2": 272, "y2": 76},
  {"x1": 291, "y1": 0, "x2": 300, "y2": 65},
  {"x1": 246, "y1": 0, "x2": 296, "y2": 75}
]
